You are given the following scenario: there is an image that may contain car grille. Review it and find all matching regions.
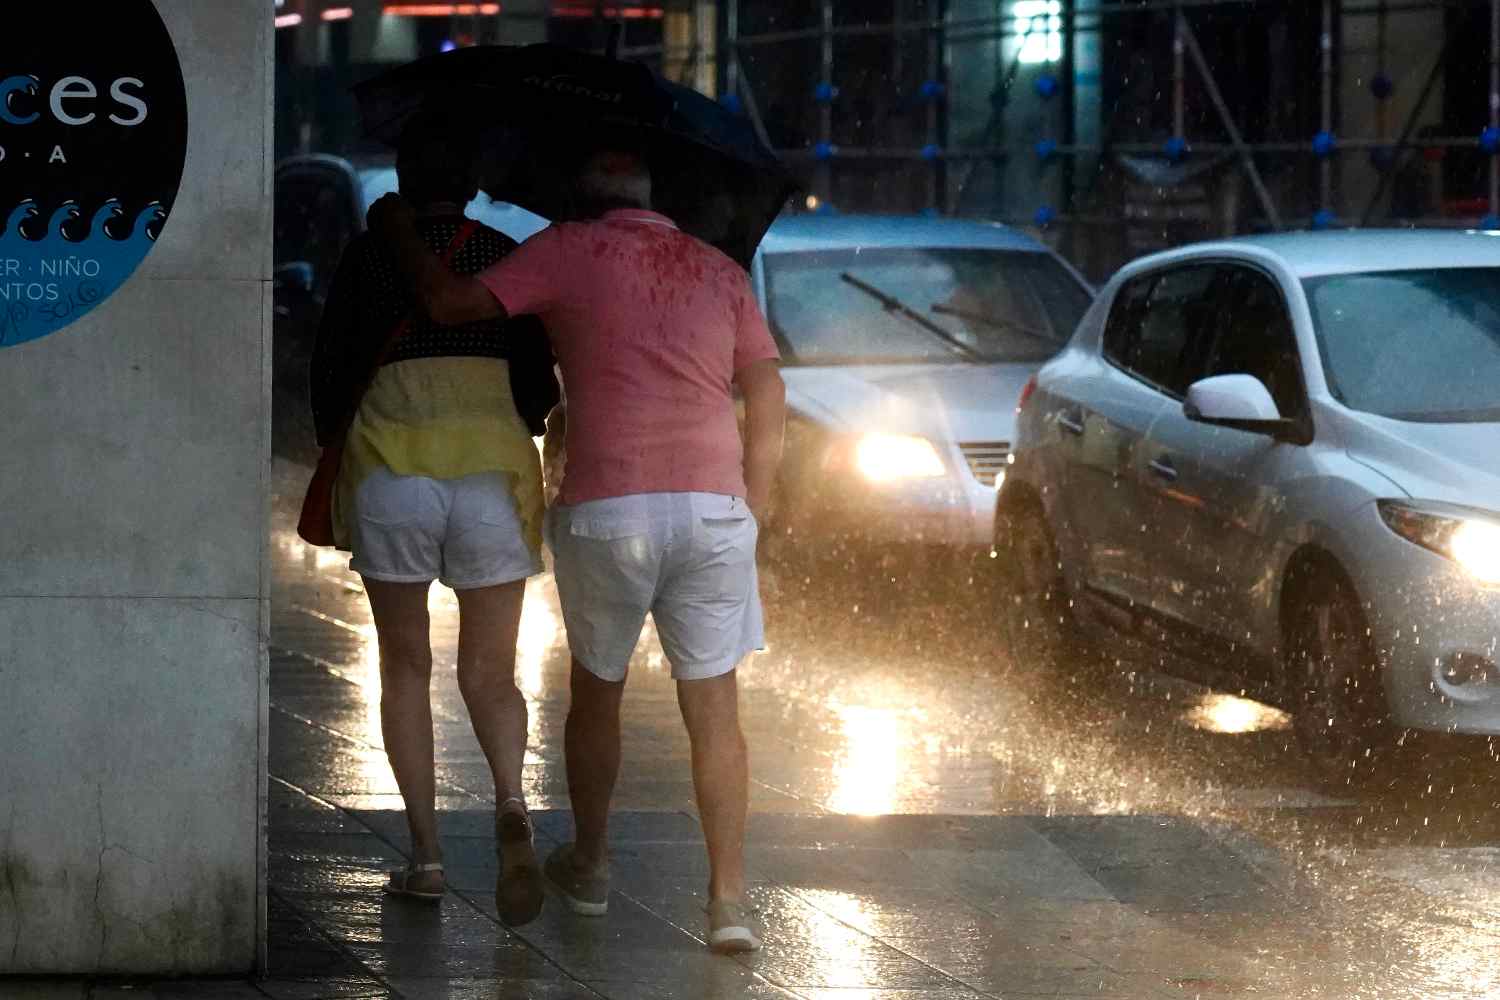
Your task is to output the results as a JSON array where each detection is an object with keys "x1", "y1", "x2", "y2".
[{"x1": 959, "y1": 441, "x2": 1010, "y2": 487}]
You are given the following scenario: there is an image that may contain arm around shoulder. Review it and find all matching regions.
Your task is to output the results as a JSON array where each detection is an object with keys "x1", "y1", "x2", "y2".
[{"x1": 367, "y1": 193, "x2": 507, "y2": 326}]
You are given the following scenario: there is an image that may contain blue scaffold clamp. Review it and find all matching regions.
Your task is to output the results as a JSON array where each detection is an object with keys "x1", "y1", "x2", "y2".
[
  {"x1": 919, "y1": 80, "x2": 946, "y2": 103},
  {"x1": 1312, "y1": 131, "x2": 1337, "y2": 157},
  {"x1": 1164, "y1": 136, "x2": 1188, "y2": 162},
  {"x1": 720, "y1": 93, "x2": 744, "y2": 115},
  {"x1": 1481, "y1": 213, "x2": 1500, "y2": 231},
  {"x1": 1311, "y1": 208, "x2": 1336, "y2": 230},
  {"x1": 813, "y1": 141, "x2": 838, "y2": 161},
  {"x1": 814, "y1": 81, "x2": 840, "y2": 104},
  {"x1": 1033, "y1": 205, "x2": 1057, "y2": 228},
  {"x1": 1035, "y1": 74, "x2": 1060, "y2": 100},
  {"x1": 1035, "y1": 138, "x2": 1058, "y2": 162},
  {"x1": 921, "y1": 143, "x2": 943, "y2": 162},
  {"x1": 1370, "y1": 72, "x2": 1394, "y2": 100},
  {"x1": 1481, "y1": 126, "x2": 1500, "y2": 155}
]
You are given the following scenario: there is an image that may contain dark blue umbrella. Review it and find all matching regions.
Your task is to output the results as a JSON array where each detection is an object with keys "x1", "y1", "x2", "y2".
[{"x1": 353, "y1": 44, "x2": 795, "y2": 268}]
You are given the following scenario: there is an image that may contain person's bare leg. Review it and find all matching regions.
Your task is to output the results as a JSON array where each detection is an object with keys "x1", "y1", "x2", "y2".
[
  {"x1": 677, "y1": 669, "x2": 749, "y2": 902},
  {"x1": 455, "y1": 580, "x2": 528, "y2": 804},
  {"x1": 364, "y1": 578, "x2": 442, "y2": 892},
  {"x1": 565, "y1": 659, "x2": 626, "y2": 870},
  {"x1": 456, "y1": 579, "x2": 542, "y2": 923}
]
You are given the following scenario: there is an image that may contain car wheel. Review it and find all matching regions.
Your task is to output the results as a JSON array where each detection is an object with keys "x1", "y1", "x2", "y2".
[
  {"x1": 996, "y1": 500, "x2": 1077, "y2": 671},
  {"x1": 1284, "y1": 568, "x2": 1393, "y2": 783}
]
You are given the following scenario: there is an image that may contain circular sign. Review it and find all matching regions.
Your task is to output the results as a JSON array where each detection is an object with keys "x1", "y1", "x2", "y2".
[{"x1": 0, "y1": 2, "x2": 187, "y2": 349}]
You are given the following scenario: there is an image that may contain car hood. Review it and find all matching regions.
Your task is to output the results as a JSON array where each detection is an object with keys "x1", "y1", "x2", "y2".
[
  {"x1": 1348, "y1": 414, "x2": 1500, "y2": 511},
  {"x1": 781, "y1": 363, "x2": 1033, "y2": 442}
]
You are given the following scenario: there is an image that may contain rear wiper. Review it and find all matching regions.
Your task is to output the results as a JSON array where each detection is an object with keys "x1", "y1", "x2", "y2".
[
  {"x1": 839, "y1": 271, "x2": 984, "y2": 363},
  {"x1": 929, "y1": 303, "x2": 1057, "y2": 346}
]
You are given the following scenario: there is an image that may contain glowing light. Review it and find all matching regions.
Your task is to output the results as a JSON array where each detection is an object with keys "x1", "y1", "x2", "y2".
[
  {"x1": 274, "y1": 12, "x2": 303, "y2": 27},
  {"x1": 1013, "y1": 1, "x2": 1063, "y2": 64},
  {"x1": 515, "y1": 586, "x2": 559, "y2": 701},
  {"x1": 805, "y1": 195, "x2": 821, "y2": 211},
  {"x1": 1452, "y1": 519, "x2": 1500, "y2": 585},
  {"x1": 827, "y1": 703, "x2": 904, "y2": 815},
  {"x1": 321, "y1": 6, "x2": 354, "y2": 20},
  {"x1": 551, "y1": 3, "x2": 663, "y2": 18},
  {"x1": 384, "y1": 3, "x2": 501, "y2": 15},
  {"x1": 854, "y1": 433, "x2": 945, "y2": 483},
  {"x1": 1184, "y1": 693, "x2": 1292, "y2": 734}
]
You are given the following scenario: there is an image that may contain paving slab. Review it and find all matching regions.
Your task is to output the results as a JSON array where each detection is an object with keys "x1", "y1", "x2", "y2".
[{"x1": 249, "y1": 459, "x2": 1496, "y2": 1000}]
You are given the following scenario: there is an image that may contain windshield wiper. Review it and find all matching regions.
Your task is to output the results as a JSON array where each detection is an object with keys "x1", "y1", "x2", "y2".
[
  {"x1": 838, "y1": 271, "x2": 985, "y2": 363},
  {"x1": 929, "y1": 303, "x2": 1058, "y2": 346}
]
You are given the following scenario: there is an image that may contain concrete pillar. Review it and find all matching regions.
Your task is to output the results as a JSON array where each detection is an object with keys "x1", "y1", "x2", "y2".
[{"x1": 0, "y1": 0, "x2": 271, "y2": 974}]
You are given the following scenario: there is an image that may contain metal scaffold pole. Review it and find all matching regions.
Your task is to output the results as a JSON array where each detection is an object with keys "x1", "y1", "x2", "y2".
[
  {"x1": 1491, "y1": 0, "x2": 1499, "y2": 219},
  {"x1": 1173, "y1": 2, "x2": 1185, "y2": 143},
  {"x1": 819, "y1": 0, "x2": 835, "y2": 202},
  {"x1": 602, "y1": 0, "x2": 1500, "y2": 231},
  {"x1": 928, "y1": 8, "x2": 942, "y2": 211},
  {"x1": 725, "y1": 0, "x2": 740, "y2": 99},
  {"x1": 1321, "y1": 0, "x2": 1335, "y2": 213}
]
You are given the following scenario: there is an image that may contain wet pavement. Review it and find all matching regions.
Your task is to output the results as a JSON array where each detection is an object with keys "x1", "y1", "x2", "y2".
[{"x1": 27, "y1": 456, "x2": 1500, "y2": 998}]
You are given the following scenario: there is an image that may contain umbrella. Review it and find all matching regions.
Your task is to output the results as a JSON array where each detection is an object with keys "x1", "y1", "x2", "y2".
[
  {"x1": 352, "y1": 44, "x2": 795, "y2": 268},
  {"x1": 354, "y1": 44, "x2": 672, "y2": 144}
]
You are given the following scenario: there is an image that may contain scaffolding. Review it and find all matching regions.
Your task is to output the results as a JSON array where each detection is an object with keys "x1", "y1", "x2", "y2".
[{"x1": 621, "y1": 0, "x2": 1500, "y2": 278}]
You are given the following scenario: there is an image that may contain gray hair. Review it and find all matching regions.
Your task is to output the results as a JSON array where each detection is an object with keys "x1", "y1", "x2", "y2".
[{"x1": 576, "y1": 150, "x2": 652, "y2": 212}]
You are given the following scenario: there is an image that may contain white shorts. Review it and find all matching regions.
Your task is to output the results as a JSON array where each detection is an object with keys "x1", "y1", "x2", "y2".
[
  {"x1": 546, "y1": 492, "x2": 764, "y2": 682},
  {"x1": 350, "y1": 468, "x2": 542, "y2": 590}
]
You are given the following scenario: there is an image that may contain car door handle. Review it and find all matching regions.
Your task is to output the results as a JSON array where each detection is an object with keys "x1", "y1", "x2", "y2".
[
  {"x1": 1057, "y1": 412, "x2": 1085, "y2": 436},
  {"x1": 1148, "y1": 457, "x2": 1179, "y2": 482}
]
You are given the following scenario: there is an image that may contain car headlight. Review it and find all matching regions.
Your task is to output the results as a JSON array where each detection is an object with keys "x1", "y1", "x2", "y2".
[
  {"x1": 853, "y1": 433, "x2": 946, "y2": 482},
  {"x1": 1378, "y1": 500, "x2": 1500, "y2": 585}
]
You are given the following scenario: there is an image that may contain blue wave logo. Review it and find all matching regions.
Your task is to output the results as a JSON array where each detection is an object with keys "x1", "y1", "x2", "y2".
[{"x1": 0, "y1": 198, "x2": 165, "y2": 348}]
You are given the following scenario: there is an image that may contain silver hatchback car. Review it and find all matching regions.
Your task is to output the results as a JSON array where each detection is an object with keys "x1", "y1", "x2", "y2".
[{"x1": 998, "y1": 230, "x2": 1500, "y2": 774}]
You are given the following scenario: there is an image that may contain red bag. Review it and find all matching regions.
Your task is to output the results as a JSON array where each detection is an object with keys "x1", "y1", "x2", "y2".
[{"x1": 297, "y1": 220, "x2": 480, "y2": 547}]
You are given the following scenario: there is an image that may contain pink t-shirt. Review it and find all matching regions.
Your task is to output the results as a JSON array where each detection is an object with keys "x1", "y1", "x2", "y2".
[{"x1": 477, "y1": 209, "x2": 780, "y2": 506}]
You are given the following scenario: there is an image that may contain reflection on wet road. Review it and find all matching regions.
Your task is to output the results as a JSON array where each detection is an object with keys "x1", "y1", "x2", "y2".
[{"x1": 267, "y1": 462, "x2": 1500, "y2": 998}]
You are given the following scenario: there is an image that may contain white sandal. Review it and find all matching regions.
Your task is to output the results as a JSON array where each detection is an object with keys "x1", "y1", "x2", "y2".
[{"x1": 383, "y1": 861, "x2": 445, "y2": 902}]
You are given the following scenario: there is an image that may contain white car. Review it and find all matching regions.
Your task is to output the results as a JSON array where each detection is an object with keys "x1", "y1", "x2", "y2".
[
  {"x1": 998, "y1": 230, "x2": 1500, "y2": 773},
  {"x1": 754, "y1": 215, "x2": 1093, "y2": 551}
]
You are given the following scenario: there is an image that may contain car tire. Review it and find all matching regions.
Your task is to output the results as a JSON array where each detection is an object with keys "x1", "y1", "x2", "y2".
[
  {"x1": 1283, "y1": 565, "x2": 1395, "y2": 785},
  {"x1": 996, "y1": 499, "x2": 1081, "y2": 672}
]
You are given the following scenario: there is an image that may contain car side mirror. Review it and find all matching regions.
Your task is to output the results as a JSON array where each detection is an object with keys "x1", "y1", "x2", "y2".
[
  {"x1": 274, "y1": 261, "x2": 315, "y2": 297},
  {"x1": 1183, "y1": 374, "x2": 1297, "y2": 439}
]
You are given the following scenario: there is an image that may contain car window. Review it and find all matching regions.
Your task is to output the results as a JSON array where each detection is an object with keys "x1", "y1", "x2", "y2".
[
  {"x1": 1196, "y1": 267, "x2": 1306, "y2": 419},
  {"x1": 1303, "y1": 267, "x2": 1500, "y2": 422},
  {"x1": 1103, "y1": 265, "x2": 1220, "y2": 397},
  {"x1": 359, "y1": 166, "x2": 550, "y2": 244}
]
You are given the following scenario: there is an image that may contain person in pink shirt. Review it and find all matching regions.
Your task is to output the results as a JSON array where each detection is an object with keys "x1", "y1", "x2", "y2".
[{"x1": 368, "y1": 145, "x2": 786, "y2": 953}]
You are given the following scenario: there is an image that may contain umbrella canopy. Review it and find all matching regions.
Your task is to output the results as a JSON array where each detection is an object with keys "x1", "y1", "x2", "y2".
[
  {"x1": 354, "y1": 43, "x2": 672, "y2": 144},
  {"x1": 353, "y1": 44, "x2": 795, "y2": 268}
]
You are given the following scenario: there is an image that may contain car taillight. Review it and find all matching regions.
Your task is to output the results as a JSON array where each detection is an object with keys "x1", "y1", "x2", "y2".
[{"x1": 1016, "y1": 375, "x2": 1039, "y2": 415}]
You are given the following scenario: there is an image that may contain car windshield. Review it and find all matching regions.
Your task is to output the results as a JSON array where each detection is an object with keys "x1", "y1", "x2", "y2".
[
  {"x1": 357, "y1": 167, "x2": 550, "y2": 244},
  {"x1": 763, "y1": 247, "x2": 1090, "y2": 365},
  {"x1": 1303, "y1": 267, "x2": 1500, "y2": 423}
]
